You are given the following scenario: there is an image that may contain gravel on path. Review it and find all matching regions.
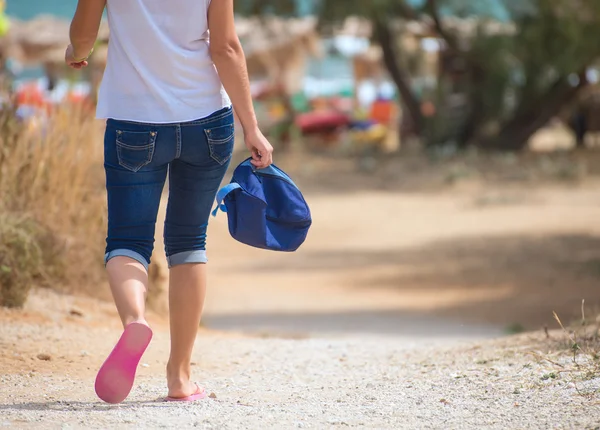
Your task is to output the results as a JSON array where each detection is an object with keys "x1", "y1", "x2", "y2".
[{"x1": 1, "y1": 320, "x2": 599, "y2": 430}]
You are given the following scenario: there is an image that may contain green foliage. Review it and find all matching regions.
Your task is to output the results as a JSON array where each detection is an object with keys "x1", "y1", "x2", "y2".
[
  {"x1": 319, "y1": 0, "x2": 395, "y2": 21},
  {"x1": 326, "y1": 0, "x2": 600, "y2": 149},
  {"x1": 236, "y1": 0, "x2": 600, "y2": 149},
  {"x1": 509, "y1": 1, "x2": 600, "y2": 92},
  {"x1": 234, "y1": 0, "x2": 297, "y2": 16}
]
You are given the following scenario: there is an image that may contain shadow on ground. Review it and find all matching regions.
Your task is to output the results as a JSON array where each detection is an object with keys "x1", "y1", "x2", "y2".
[
  {"x1": 207, "y1": 234, "x2": 600, "y2": 336},
  {"x1": 0, "y1": 400, "x2": 170, "y2": 413},
  {"x1": 204, "y1": 309, "x2": 503, "y2": 339}
]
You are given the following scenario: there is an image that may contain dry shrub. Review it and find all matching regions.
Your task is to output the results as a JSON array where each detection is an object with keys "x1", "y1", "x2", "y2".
[
  {"x1": 0, "y1": 101, "x2": 108, "y2": 305},
  {"x1": 0, "y1": 214, "x2": 64, "y2": 307},
  {"x1": 531, "y1": 301, "x2": 600, "y2": 397}
]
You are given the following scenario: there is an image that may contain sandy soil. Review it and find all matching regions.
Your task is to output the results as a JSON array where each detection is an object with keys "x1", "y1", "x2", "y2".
[
  {"x1": 1, "y1": 289, "x2": 599, "y2": 429},
  {"x1": 2, "y1": 150, "x2": 600, "y2": 428},
  {"x1": 201, "y1": 153, "x2": 600, "y2": 337}
]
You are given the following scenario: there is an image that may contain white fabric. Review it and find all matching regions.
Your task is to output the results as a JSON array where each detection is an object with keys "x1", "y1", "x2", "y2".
[{"x1": 96, "y1": 0, "x2": 230, "y2": 123}]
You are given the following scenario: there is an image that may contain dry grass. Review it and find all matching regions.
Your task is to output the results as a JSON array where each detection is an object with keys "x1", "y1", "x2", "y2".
[
  {"x1": 529, "y1": 302, "x2": 600, "y2": 397},
  {"x1": 0, "y1": 101, "x2": 107, "y2": 306}
]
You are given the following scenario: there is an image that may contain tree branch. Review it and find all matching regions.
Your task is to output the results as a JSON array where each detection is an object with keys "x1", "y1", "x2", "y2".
[
  {"x1": 425, "y1": 0, "x2": 461, "y2": 53},
  {"x1": 395, "y1": 0, "x2": 420, "y2": 20},
  {"x1": 424, "y1": 0, "x2": 487, "y2": 77},
  {"x1": 373, "y1": 15, "x2": 424, "y2": 135}
]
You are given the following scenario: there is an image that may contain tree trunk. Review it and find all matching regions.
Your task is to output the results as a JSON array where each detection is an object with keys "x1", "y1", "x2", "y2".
[
  {"x1": 486, "y1": 73, "x2": 588, "y2": 151},
  {"x1": 372, "y1": 17, "x2": 424, "y2": 136},
  {"x1": 570, "y1": 112, "x2": 587, "y2": 148},
  {"x1": 455, "y1": 66, "x2": 488, "y2": 148}
]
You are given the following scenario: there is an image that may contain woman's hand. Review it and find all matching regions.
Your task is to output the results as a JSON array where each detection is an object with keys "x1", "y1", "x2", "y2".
[
  {"x1": 65, "y1": 44, "x2": 89, "y2": 69},
  {"x1": 244, "y1": 128, "x2": 274, "y2": 169}
]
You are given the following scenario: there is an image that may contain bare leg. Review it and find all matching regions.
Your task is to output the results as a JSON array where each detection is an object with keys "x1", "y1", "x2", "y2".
[
  {"x1": 106, "y1": 257, "x2": 149, "y2": 328},
  {"x1": 166, "y1": 263, "x2": 207, "y2": 398}
]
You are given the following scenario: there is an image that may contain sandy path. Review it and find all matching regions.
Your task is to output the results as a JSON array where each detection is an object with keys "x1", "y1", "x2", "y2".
[
  {"x1": 2, "y1": 179, "x2": 600, "y2": 428},
  {"x1": 1, "y1": 300, "x2": 598, "y2": 429},
  {"x1": 203, "y1": 184, "x2": 600, "y2": 337}
]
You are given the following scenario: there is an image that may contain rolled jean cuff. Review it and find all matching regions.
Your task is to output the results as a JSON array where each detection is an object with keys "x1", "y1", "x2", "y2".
[
  {"x1": 105, "y1": 249, "x2": 149, "y2": 272},
  {"x1": 167, "y1": 250, "x2": 208, "y2": 268}
]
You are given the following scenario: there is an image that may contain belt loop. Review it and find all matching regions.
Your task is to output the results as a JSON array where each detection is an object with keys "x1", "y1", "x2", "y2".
[{"x1": 175, "y1": 124, "x2": 182, "y2": 159}]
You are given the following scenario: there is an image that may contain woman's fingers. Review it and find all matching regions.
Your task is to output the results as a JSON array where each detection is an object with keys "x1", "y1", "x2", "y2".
[
  {"x1": 245, "y1": 131, "x2": 274, "y2": 169},
  {"x1": 68, "y1": 60, "x2": 88, "y2": 69},
  {"x1": 250, "y1": 151, "x2": 272, "y2": 169}
]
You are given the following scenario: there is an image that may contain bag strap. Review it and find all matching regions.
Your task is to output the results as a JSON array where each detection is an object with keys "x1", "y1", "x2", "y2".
[{"x1": 211, "y1": 183, "x2": 241, "y2": 217}]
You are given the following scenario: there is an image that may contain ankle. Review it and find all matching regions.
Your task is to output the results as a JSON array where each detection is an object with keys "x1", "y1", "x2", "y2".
[{"x1": 166, "y1": 360, "x2": 191, "y2": 382}]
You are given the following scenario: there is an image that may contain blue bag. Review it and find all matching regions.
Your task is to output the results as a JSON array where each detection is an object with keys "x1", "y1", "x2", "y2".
[{"x1": 212, "y1": 158, "x2": 312, "y2": 252}]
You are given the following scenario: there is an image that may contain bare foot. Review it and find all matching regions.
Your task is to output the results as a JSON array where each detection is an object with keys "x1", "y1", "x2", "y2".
[{"x1": 167, "y1": 379, "x2": 199, "y2": 399}]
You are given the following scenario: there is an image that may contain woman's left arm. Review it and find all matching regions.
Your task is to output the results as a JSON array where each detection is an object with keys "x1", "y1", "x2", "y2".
[{"x1": 66, "y1": 0, "x2": 106, "y2": 67}]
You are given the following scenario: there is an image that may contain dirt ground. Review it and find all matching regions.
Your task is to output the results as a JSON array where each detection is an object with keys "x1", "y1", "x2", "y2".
[
  {"x1": 1, "y1": 144, "x2": 600, "y2": 428},
  {"x1": 199, "y1": 147, "x2": 600, "y2": 338}
]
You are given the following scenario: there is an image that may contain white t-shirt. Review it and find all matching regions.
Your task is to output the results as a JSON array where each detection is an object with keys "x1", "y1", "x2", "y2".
[{"x1": 96, "y1": 0, "x2": 231, "y2": 123}]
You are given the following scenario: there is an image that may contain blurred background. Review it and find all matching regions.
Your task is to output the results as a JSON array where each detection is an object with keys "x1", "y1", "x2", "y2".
[{"x1": 1, "y1": 0, "x2": 599, "y2": 341}]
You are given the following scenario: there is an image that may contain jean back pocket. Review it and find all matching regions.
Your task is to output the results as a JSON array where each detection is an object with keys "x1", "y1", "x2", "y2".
[
  {"x1": 205, "y1": 124, "x2": 235, "y2": 165},
  {"x1": 116, "y1": 130, "x2": 157, "y2": 172}
]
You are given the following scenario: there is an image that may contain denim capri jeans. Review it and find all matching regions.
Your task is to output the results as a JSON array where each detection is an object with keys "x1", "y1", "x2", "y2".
[{"x1": 103, "y1": 106, "x2": 234, "y2": 271}]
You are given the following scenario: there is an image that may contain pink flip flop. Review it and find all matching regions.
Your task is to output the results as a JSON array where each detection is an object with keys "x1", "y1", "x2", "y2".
[
  {"x1": 95, "y1": 322, "x2": 153, "y2": 404},
  {"x1": 165, "y1": 384, "x2": 207, "y2": 402}
]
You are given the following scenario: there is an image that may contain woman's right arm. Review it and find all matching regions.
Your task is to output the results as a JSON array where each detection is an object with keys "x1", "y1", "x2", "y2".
[{"x1": 208, "y1": 0, "x2": 273, "y2": 168}]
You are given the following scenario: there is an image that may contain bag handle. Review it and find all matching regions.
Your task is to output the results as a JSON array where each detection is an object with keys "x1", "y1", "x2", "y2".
[{"x1": 211, "y1": 183, "x2": 241, "y2": 217}]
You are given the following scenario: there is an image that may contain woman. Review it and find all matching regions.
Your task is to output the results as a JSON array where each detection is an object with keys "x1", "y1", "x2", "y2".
[{"x1": 66, "y1": 0, "x2": 273, "y2": 403}]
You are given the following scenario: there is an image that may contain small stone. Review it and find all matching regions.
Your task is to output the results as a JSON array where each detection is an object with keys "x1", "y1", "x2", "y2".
[
  {"x1": 209, "y1": 392, "x2": 217, "y2": 399},
  {"x1": 37, "y1": 353, "x2": 51, "y2": 361},
  {"x1": 69, "y1": 308, "x2": 84, "y2": 317},
  {"x1": 141, "y1": 363, "x2": 149, "y2": 368}
]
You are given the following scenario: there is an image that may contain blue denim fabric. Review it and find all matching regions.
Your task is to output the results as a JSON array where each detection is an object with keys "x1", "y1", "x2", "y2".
[{"x1": 103, "y1": 106, "x2": 234, "y2": 270}]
